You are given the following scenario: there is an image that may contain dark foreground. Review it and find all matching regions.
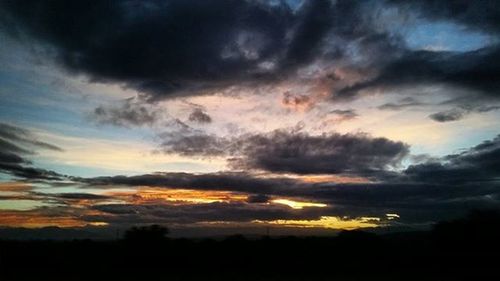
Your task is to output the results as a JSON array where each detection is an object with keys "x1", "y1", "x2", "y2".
[{"x1": 1, "y1": 212, "x2": 500, "y2": 281}]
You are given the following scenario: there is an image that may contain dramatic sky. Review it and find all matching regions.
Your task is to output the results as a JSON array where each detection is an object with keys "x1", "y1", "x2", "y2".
[{"x1": 0, "y1": 0, "x2": 499, "y2": 236}]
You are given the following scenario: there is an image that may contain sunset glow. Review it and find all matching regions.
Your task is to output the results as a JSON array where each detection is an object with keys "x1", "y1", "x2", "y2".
[
  {"x1": 254, "y1": 216, "x2": 380, "y2": 230},
  {"x1": 0, "y1": 0, "x2": 499, "y2": 238}
]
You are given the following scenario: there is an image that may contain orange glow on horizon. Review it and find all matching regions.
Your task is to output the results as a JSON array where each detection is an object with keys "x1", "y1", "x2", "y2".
[
  {"x1": 253, "y1": 216, "x2": 380, "y2": 230},
  {"x1": 0, "y1": 211, "x2": 100, "y2": 228},
  {"x1": 0, "y1": 182, "x2": 33, "y2": 192},
  {"x1": 105, "y1": 187, "x2": 248, "y2": 205}
]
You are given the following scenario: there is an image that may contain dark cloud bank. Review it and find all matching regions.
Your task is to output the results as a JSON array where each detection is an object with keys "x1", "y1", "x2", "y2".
[
  {"x1": 0, "y1": 126, "x2": 499, "y2": 230},
  {"x1": 159, "y1": 129, "x2": 409, "y2": 176},
  {"x1": 80, "y1": 134, "x2": 500, "y2": 226},
  {"x1": 2, "y1": 0, "x2": 499, "y2": 106},
  {"x1": 1, "y1": 0, "x2": 319, "y2": 99}
]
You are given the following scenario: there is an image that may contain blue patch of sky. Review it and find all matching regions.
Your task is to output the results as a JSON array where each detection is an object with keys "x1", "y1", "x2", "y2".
[
  {"x1": 401, "y1": 21, "x2": 496, "y2": 52},
  {"x1": 0, "y1": 68, "x2": 154, "y2": 142},
  {"x1": 0, "y1": 34, "x2": 154, "y2": 143},
  {"x1": 32, "y1": 159, "x2": 133, "y2": 178}
]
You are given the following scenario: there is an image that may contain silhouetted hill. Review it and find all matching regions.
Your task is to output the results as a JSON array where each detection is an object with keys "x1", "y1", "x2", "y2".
[{"x1": 1, "y1": 211, "x2": 499, "y2": 281}]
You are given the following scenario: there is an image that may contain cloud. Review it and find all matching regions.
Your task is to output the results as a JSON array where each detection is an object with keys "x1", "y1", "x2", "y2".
[
  {"x1": 288, "y1": 134, "x2": 500, "y2": 222},
  {"x1": 0, "y1": 134, "x2": 489, "y2": 228},
  {"x1": 0, "y1": 0, "x2": 326, "y2": 99},
  {"x1": 429, "y1": 104, "x2": 500, "y2": 122},
  {"x1": 247, "y1": 194, "x2": 271, "y2": 204},
  {"x1": 282, "y1": 92, "x2": 313, "y2": 111},
  {"x1": 1, "y1": 0, "x2": 498, "y2": 111},
  {"x1": 91, "y1": 201, "x2": 327, "y2": 225},
  {"x1": 0, "y1": 123, "x2": 64, "y2": 180},
  {"x1": 337, "y1": 45, "x2": 500, "y2": 100},
  {"x1": 229, "y1": 130, "x2": 409, "y2": 175},
  {"x1": 2, "y1": 1, "x2": 500, "y2": 230},
  {"x1": 0, "y1": 123, "x2": 63, "y2": 152},
  {"x1": 0, "y1": 163, "x2": 62, "y2": 180},
  {"x1": 188, "y1": 108, "x2": 212, "y2": 124},
  {"x1": 159, "y1": 133, "x2": 230, "y2": 157},
  {"x1": 82, "y1": 172, "x2": 302, "y2": 196},
  {"x1": 54, "y1": 193, "x2": 110, "y2": 200},
  {"x1": 92, "y1": 97, "x2": 161, "y2": 127},
  {"x1": 158, "y1": 129, "x2": 409, "y2": 176},
  {"x1": 76, "y1": 134, "x2": 500, "y2": 226},
  {"x1": 377, "y1": 97, "x2": 426, "y2": 110},
  {"x1": 404, "y1": 134, "x2": 500, "y2": 183},
  {"x1": 329, "y1": 109, "x2": 358, "y2": 121},
  {"x1": 429, "y1": 109, "x2": 465, "y2": 122},
  {"x1": 0, "y1": 0, "x2": 409, "y2": 102}
]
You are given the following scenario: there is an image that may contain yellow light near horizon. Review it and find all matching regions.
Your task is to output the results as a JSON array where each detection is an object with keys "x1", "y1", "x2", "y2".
[
  {"x1": 271, "y1": 199, "x2": 327, "y2": 209},
  {"x1": 254, "y1": 216, "x2": 379, "y2": 230},
  {"x1": 88, "y1": 222, "x2": 109, "y2": 226},
  {"x1": 386, "y1": 213, "x2": 400, "y2": 220},
  {"x1": 0, "y1": 209, "x2": 110, "y2": 228},
  {"x1": 0, "y1": 212, "x2": 89, "y2": 228}
]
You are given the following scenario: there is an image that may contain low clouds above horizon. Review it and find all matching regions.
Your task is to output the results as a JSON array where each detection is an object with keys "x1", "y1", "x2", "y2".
[{"x1": 1, "y1": 0, "x2": 500, "y2": 234}]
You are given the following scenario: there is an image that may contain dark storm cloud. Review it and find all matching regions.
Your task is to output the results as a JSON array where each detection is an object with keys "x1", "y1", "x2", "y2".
[
  {"x1": 0, "y1": 0, "x2": 299, "y2": 99},
  {"x1": 0, "y1": 0, "x2": 403, "y2": 101},
  {"x1": 0, "y1": 151, "x2": 26, "y2": 165},
  {"x1": 229, "y1": 131, "x2": 409, "y2": 175},
  {"x1": 331, "y1": 1, "x2": 500, "y2": 104},
  {"x1": 83, "y1": 172, "x2": 302, "y2": 196},
  {"x1": 1, "y1": 0, "x2": 498, "y2": 108},
  {"x1": 188, "y1": 108, "x2": 212, "y2": 124},
  {"x1": 329, "y1": 0, "x2": 500, "y2": 110},
  {"x1": 0, "y1": 123, "x2": 64, "y2": 180},
  {"x1": 282, "y1": 0, "x2": 335, "y2": 67},
  {"x1": 159, "y1": 129, "x2": 409, "y2": 176},
  {"x1": 337, "y1": 46, "x2": 500, "y2": 100}
]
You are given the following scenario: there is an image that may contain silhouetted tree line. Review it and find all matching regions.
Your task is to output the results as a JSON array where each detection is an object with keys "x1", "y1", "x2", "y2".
[
  {"x1": 124, "y1": 224, "x2": 169, "y2": 242},
  {"x1": 1, "y1": 210, "x2": 499, "y2": 281}
]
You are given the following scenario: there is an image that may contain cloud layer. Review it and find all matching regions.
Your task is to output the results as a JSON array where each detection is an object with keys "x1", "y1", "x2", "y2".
[{"x1": 0, "y1": 123, "x2": 64, "y2": 180}]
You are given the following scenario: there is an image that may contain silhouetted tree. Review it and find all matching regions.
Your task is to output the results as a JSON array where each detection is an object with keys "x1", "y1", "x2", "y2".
[
  {"x1": 432, "y1": 210, "x2": 500, "y2": 251},
  {"x1": 124, "y1": 225, "x2": 169, "y2": 242}
]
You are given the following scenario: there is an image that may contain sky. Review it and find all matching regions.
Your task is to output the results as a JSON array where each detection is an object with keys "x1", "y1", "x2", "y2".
[{"x1": 0, "y1": 0, "x2": 499, "y2": 237}]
